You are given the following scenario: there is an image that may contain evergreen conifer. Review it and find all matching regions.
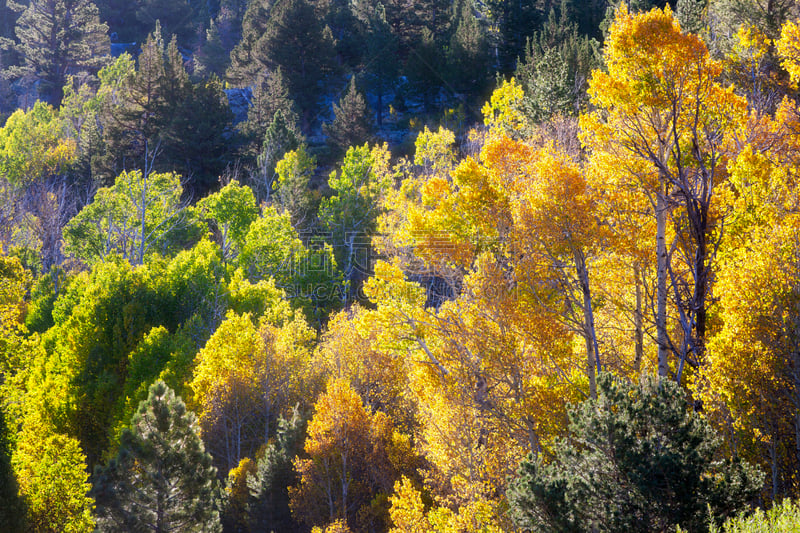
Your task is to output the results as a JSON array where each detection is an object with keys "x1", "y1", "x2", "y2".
[{"x1": 93, "y1": 380, "x2": 222, "y2": 533}]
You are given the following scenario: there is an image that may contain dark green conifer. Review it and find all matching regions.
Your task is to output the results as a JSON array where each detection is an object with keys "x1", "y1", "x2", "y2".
[
  {"x1": 239, "y1": 67, "x2": 300, "y2": 155},
  {"x1": 508, "y1": 374, "x2": 763, "y2": 533},
  {"x1": 676, "y1": 0, "x2": 707, "y2": 34},
  {"x1": 405, "y1": 28, "x2": 446, "y2": 112},
  {"x1": 135, "y1": 0, "x2": 199, "y2": 46},
  {"x1": 447, "y1": 0, "x2": 489, "y2": 96},
  {"x1": 93, "y1": 380, "x2": 222, "y2": 533},
  {"x1": 3, "y1": 0, "x2": 110, "y2": 106},
  {"x1": 516, "y1": 9, "x2": 600, "y2": 123},
  {"x1": 247, "y1": 408, "x2": 306, "y2": 533},
  {"x1": 227, "y1": 0, "x2": 336, "y2": 130},
  {"x1": 323, "y1": 78, "x2": 373, "y2": 158},
  {"x1": 226, "y1": 0, "x2": 271, "y2": 86},
  {"x1": 259, "y1": 0, "x2": 336, "y2": 129},
  {"x1": 362, "y1": 4, "x2": 399, "y2": 126},
  {"x1": 194, "y1": 19, "x2": 229, "y2": 79}
]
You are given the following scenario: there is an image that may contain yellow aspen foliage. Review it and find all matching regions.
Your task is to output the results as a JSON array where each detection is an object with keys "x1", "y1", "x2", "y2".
[
  {"x1": 190, "y1": 311, "x2": 318, "y2": 470},
  {"x1": 777, "y1": 19, "x2": 800, "y2": 85},
  {"x1": 388, "y1": 477, "x2": 429, "y2": 533},
  {"x1": 315, "y1": 305, "x2": 415, "y2": 429},
  {"x1": 481, "y1": 78, "x2": 527, "y2": 135},
  {"x1": 366, "y1": 129, "x2": 596, "y2": 520},
  {"x1": 701, "y1": 219, "x2": 800, "y2": 497},
  {"x1": 312, "y1": 520, "x2": 354, "y2": 533},
  {"x1": 290, "y1": 379, "x2": 417, "y2": 533},
  {"x1": 388, "y1": 477, "x2": 506, "y2": 533},
  {"x1": 225, "y1": 456, "x2": 258, "y2": 532},
  {"x1": 581, "y1": 4, "x2": 748, "y2": 380},
  {"x1": 0, "y1": 101, "x2": 76, "y2": 186},
  {"x1": 413, "y1": 126, "x2": 456, "y2": 177},
  {"x1": 13, "y1": 414, "x2": 96, "y2": 533}
]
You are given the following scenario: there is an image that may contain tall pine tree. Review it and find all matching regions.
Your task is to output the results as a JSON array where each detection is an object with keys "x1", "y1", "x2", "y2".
[
  {"x1": 4, "y1": 0, "x2": 109, "y2": 106},
  {"x1": 323, "y1": 78, "x2": 373, "y2": 157},
  {"x1": 93, "y1": 380, "x2": 222, "y2": 533},
  {"x1": 247, "y1": 408, "x2": 306, "y2": 532}
]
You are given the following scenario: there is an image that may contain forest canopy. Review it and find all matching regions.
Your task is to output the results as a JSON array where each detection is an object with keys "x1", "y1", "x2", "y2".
[{"x1": 2, "y1": 0, "x2": 800, "y2": 532}]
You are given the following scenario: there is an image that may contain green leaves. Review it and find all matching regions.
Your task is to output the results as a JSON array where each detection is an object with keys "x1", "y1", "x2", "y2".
[
  {"x1": 63, "y1": 169, "x2": 193, "y2": 265},
  {"x1": 197, "y1": 180, "x2": 259, "y2": 259},
  {"x1": 0, "y1": 102, "x2": 76, "y2": 186}
]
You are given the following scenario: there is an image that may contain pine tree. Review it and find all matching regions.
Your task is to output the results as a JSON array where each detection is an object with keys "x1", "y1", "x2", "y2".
[
  {"x1": 4, "y1": 0, "x2": 110, "y2": 106},
  {"x1": 447, "y1": 0, "x2": 489, "y2": 95},
  {"x1": 362, "y1": 4, "x2": 399, "y2": 127},
  {"x1": 515, "y1": 10, "x2": 600, "y2": 123},
  {"x1": 247, "y1": 408, "x2": 306, "y2": 532},
  {"x1": 93, "y1": 380, "x2": 222, "y2": 533},
  {"x1": 226, "y1": 0, "x2": 271, "y2": 86},
  {"x1": 259, "y1": 0, "x2": 336, "y2": 129},
  {"x1": 508, "y1": 374, "x2": 763, "y2": 532},
  {"x1": 239, "y1": 67, "x2": 300, "y2": 155},
  {"x1": 194, "y1": 19, "x2": 229, "y2": 79},
  {"x1": 479, "y1": 0, "x2": 540, "y2": 73},
  {"x1": 101, "y1": 23, "x2": 167, "y2": 178},
  {"x1": 323, "y1": 78, "x2": 373, "y2": 157},
  {"x1": 101, "y1": 25, "x2": 232, "y2": 196}
]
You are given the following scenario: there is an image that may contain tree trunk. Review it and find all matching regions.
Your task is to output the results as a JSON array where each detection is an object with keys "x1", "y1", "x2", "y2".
[
  {"x1": 656, "y1": 191, "x2": 669, "y2": 378},
  {"x1": 634, "y1": 263, "x2": 644, "y2": 374},
  {"x1": 575, "y1": 248, "x2": 599, "y2": 398}
]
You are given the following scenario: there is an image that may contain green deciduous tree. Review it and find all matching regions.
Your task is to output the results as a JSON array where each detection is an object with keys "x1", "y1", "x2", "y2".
[
  {"x1": 63, "y1": 169, "x2": 193, "y2": 265},
  {"x1": 320, "y1": 143, "x2": 392, "y2": 303},
  {"x1": 197, "y1": 179, "x2": 259, "y2": 261},
  {"x1": 254, "y1": 109, "x2": 302, "y2": 202},
  {"x1": 93, "y1": 380, "x2": 222, "y2": 533},
  {"x1": 508, "y1": 374, "x2": 762, "y2": 533},
  {"x1": 274, "y1": 143, "x2": 316, "y2": 227}
]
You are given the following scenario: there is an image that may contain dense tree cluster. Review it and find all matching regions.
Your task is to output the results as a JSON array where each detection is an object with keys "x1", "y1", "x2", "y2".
[{"x1": 4, "y1": 1, "x2": 800, "y2": 532}]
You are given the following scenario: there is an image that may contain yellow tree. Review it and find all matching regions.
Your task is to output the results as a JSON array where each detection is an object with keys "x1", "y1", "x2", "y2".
[
  {"x1": 505, "y1": 140, "x2": 606, "y2": 396},
  {"x1": 290, "y1": 379, "x2": 416, "y2": 533},
  {"x1": 315, "y1": 305, "x2": 414, "y2": 429},
  {"x1": 189, "y1": 310, "x2": 318, "y2": 471},
  {"x1": 702, "y1": 220, "x2": 800, "y2": 499},
  {"x1": 365, "y1": 100, "x2": 598, "y2": 520},
  {"x1": 582, "y1": 6, "x2": 747, "y2": 381},
  {"x1": 13, "y1": 415, "x2": 96, "y2": 533},
  {"x1": 700, "y1": 43, "x2": 800, "y2": 494}
]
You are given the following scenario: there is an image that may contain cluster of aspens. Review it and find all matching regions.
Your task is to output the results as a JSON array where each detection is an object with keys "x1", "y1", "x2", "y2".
[{"x1": 5, "y1": 5, "x2": 800, "y2": 533}]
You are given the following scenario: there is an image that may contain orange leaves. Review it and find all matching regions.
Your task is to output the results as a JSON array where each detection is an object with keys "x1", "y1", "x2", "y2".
[{"x1": 511, "y1": 142, "x2": 598, "y2": 255}]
